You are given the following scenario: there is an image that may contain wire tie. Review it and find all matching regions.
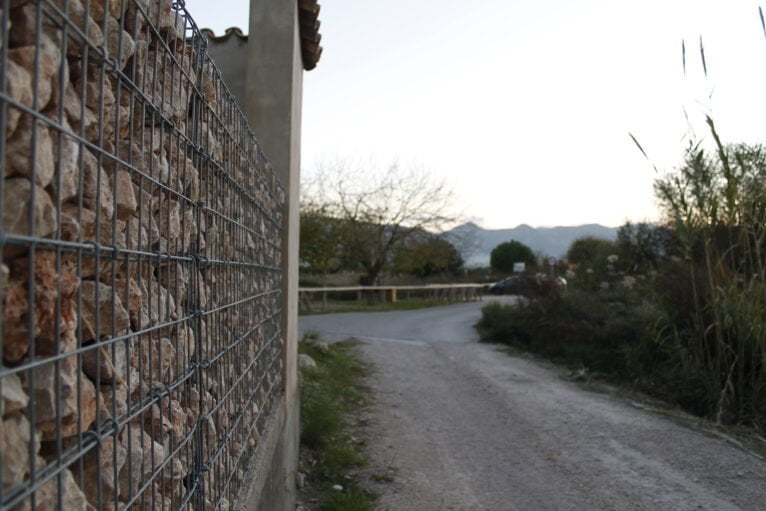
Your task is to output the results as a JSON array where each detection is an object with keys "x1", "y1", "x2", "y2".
[
  {"x1": 83, "y1": 429, "x2": 101, "y2": 446},
  {"x1": 97, "y1": 44, "x2": 110, "y2": 59},
  {"x1": 101, "y1": 417, "x2": 120, "y2": 437},
  {"x1": 105, "y1": 56, "x2": 119, "y2": 73}
]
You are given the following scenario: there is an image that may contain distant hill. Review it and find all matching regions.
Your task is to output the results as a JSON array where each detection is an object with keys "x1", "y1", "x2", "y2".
[{"x1": 444, "y1": 222, "x2": 619, "y2": 267}]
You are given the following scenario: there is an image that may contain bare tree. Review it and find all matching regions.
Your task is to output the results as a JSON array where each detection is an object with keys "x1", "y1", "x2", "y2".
[{"x1": 301, "y1": 158, "x2": 457, "y2": 285}]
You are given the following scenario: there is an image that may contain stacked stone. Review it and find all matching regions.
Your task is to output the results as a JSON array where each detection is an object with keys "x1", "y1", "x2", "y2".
[{"x1": 1, "y1": 1, "x2": 284, "y2": 510}]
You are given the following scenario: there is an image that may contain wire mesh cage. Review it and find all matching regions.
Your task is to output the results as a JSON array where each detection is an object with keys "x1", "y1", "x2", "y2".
[{"x1": 0, "y1": 1, "x2": 285, "y2": 509}]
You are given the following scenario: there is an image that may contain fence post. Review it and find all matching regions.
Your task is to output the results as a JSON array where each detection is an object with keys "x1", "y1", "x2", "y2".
[{"x1": 246, "y1": 0, "x2": 304, "y2": 507}]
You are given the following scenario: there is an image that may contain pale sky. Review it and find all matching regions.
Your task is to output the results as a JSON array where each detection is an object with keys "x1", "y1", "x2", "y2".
[{"x1": 185, "y1": 0, "x2": 766, "y2": 228}]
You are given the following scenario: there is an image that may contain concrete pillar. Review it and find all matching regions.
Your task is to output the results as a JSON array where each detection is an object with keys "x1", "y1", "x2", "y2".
[{"x1": 246, "y1": 1, "x2": 303, "y2": 508}]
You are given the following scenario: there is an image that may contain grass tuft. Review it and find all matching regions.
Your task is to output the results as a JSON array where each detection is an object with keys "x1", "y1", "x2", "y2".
[
  {"x1": 319, "y1": 488, "x2": 378, "y2": 511},
  {"x1": 298, "y1": 338, "x2": 379, "y2": 510}
]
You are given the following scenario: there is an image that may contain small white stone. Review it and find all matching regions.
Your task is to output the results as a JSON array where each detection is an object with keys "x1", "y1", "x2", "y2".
[{"x1": 298, "y1": 354, "x2": 317, "y2": 369}]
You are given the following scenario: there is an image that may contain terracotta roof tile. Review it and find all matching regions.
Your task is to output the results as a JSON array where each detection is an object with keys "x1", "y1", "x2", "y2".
[
  {"x1": 298, "y1": 0, "x2": 322, "y2": 70},
  {"x1": 200, "y1": 26, "x2": 246, "y2": 42},
  {"x1": 200, "y1": 1, "x2": 322, "y2": 71}
]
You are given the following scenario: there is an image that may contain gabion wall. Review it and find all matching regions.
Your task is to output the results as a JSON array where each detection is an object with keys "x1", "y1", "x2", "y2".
[{"x1": 0, "y1": 1, "x2": 285, "y2": 510}]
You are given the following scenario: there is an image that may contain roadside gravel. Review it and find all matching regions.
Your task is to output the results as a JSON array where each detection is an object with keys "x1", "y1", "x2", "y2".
[{"x1": 300, "y1": 300, "x2": 766, "y2": 510}]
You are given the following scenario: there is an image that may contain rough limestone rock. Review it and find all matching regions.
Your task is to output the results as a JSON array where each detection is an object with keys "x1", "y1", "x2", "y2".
[
  {"x1": 80, "y1": 280, "x2": 131, "y2": 341},
  {"x1": 114, "y1": 277, "x2": 143, "y2": 319},
  {"x1": 88, "y1": 0, "x2": 129, "y2": 23},
  {"x1": 63, "y1": 84, "x2": 98, "y2": 141},
  {"x1": 134, "y1": 337, "x2": 175, "y2": 384},
  {"x1": 59, "y1": 205, "x2": 83, "y2": 242},
  {"x1": 134, "y1": 188, "x2": 161, "y2": 247},
  {"x1": 82, "y1": 435, "x2": 127, "y2": 510},
  {"x1": 81, "y1": 148, "x2": 115, "y2": 220},
  {"x1": 157, "y1": 0, "x2": 186, "y2": 40},
  {"x1": 56, "y1": 0, "x2": 105, "y2": 51},
  {"x1": 3, "y1": 58, "x2": 33, "y2": 138},
  {"x1": 126, "y1": 216, "x2": 150, "y2": 250},
  {"x1": 2, "y1": 177, "x2": 57, "y2": 241},
  {"x1": 7, "y1": 33, "x2": 61, "y2": 111},
  {"x1": 26, "y1": 355, "x2": 97, "y2": 439},
  {"x1": 143, "y1": 403, "x2": 173, "y2": 440},
  {"x1": 1, "y1": 372, "x2": 29, "y2": 416},
  {"x1": 132, "y1": 281, "x2": 177, "y2": 331},
  {"x1": 0, "y1": 262, "x2": 7, "y2": 288},
  {"x1": 60, "y1": 204, "x2": 126, "y2": 249},
  {"x1": 115, "y1": 169, "x2": 138, "y2": 220},
  {"x1": 28, "y1": 465, "x2": 89, "y2": 511},
  {"x1": 118, "y1": 427, "x2": 165, "y2": 501},
  {"x1": 75, "y1": 66, "x2": 116, "y2": 111},
  {"x1": 106, "y1": 16, "x2": 137, "y2": 70},
  {"x1": 1, "y1": 412, "x2": 38, "y2": 492},
  {"x1": 47, "y1": 121, "x2": 81, "y2": 203},
  {"x1": 11, "y1": 1, "x2": 102, "y2": 58},
  {"x1": 2, "y1": 251, "x2": 79, "y2": 362},
  {"x1": 5, "y1": 115, "x2": 54, "y2": 188},
  {"x1": 82, "y1": 340, "x2": 127, "y2": 384}
]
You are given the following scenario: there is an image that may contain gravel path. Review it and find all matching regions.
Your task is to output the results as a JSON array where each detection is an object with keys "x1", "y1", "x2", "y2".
[{"x1": 299, "y1": 299, "x2": 766, "y2": 511}]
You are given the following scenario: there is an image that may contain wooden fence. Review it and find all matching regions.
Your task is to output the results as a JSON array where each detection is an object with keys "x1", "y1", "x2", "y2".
[{"x1": 299, "y1": 284, "x2": 486, "y2": 312}]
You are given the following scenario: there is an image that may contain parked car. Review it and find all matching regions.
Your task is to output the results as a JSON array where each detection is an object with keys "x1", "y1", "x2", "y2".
[
  {"x1": 488, "y1": 275, "x2": 566, "y2": 296},
  {"x1": 488, "y1": 276, "x2": 530, "y2": 295}
]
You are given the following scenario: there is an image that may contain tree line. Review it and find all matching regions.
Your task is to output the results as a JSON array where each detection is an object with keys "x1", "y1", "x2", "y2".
[{"x1": 300, "y1": 160, "x2": 463, "y2": 285}]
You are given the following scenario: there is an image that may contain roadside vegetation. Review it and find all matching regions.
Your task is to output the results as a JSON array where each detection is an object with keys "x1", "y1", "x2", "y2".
[
  {"x1": 298, "y1": 335, "x2": 379, "y2": 511},
  {"x1": 478, "y1": 127, "x2": 766, "y2": 430},
  {"x1": 299, "y1": 296, "x2": 458, "y2": 316}
]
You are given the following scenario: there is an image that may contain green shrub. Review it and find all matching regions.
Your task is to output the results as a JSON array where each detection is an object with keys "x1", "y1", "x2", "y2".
[{"x1": 477, "y1": 288, "x2": 653, "y2": 377}]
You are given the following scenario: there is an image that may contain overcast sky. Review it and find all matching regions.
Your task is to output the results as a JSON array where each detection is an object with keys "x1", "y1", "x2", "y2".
[{"x1": 185, "y1": 0, "x2": 766, "y2": 228}]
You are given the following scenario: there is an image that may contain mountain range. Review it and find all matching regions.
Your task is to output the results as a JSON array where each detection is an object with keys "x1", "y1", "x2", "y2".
[{"x1": 444, "y1": 222, "x2": 619, "y2": 267}]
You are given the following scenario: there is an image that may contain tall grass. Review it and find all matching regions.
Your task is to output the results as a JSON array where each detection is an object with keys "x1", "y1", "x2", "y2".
[{"x1": 653, "y1": 121, "x2": 766, "y2": 426}]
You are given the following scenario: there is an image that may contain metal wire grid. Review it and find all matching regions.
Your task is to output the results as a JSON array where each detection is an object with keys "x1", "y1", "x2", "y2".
[{"x1": 0, "y1": 1, "x2": 285, "y2": 510}]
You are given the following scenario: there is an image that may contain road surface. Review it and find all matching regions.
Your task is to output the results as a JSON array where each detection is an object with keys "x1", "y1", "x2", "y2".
[{"x1": 299, "y1": 299, "x2": 766, "y2": 511}]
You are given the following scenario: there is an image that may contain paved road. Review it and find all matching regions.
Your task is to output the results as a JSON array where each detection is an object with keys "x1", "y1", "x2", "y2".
[{"x1": 299, "y1": 299, "x2": 766, "y2": 511}]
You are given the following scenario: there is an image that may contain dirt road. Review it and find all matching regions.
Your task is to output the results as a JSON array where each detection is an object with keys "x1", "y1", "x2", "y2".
[{"x1": 299, "y1": 299, "x2": 766, "y2": 510}]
